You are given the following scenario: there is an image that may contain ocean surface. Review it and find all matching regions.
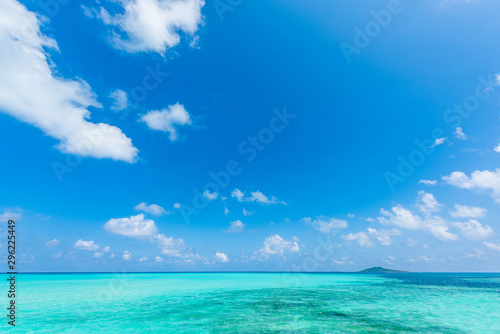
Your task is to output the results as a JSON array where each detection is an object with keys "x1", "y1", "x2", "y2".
[{"x1": 2, "y1": 273, "x2": 500, "y2": 333}]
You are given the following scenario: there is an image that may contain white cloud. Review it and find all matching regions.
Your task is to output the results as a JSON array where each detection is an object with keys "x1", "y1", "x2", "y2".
[
  {"x1": 89, "y1": 0, "x2": 205, "y2": 54},
  {"x1": 0, "y1": 0, "x2": 138, "y2": 162},
  {"x1": 431, "y1": 137, "x2": 446, "y2": 148},
  {"x1": 93, "y1": 252, "x2": 103, "y2": 258},
  {"x1": 102, "y1": 246, "x2": 111, "y2": 252},
  {"x1": 231, "y1": 189, "x2": 244, "y2": 201},
  {"x1": 155, "y1": 256, "x2": 164, "y2": 263},
  {"x1": 443, "y1": 169, "x2": 500, "y2": 203},
  {"x1": 104, "y1": 214, "x2": 158, "y2": 237},
  {"x1": 224, "y1": 220, "x2": 245, "y2": 233},
  {"x1": 231, "y1": 189, "x2": 284, "y2": 205},
  {"x1": 257, "y1": 235, "x2": 300, "y2": 258},
  {"x1": 453, "y1": 220, "x2": 494, "y2": 240},
  {"x1": 203, "y1": 190, "x2": 218, "y2": 201},
  {"x1": 74, "y1": 239, "x2": 99, "y2": 251},
  {"x1": 140, "y1": 103, "x2": 192, "y2": 140},
  {"x1": 416, "y1": 191, "x2": 442, "y2": 214},
  {"x1": 134, "y1": 202, "x2": 168, "y2": 216},
  {"x1": 483, "y1": 241, "x2": 500, "y2": 251},
  {"x1": 494, "y1": 144, "x2": 500, "y2": 153},
  {"x1": 215, "y1": 252, "x2": 229, "y2": 263},
  {"x1": 224, "y1": 206, "x2": 229, "y2": 216},
  {"x1": 123, "y1": 251, "x2": 133, "y2": 261},
  {"x1": 302, "y1": 217, "x2": 348, "y2": 234},
  {"x1": 173, "y1": 203, "x2": 181, "y2": 209},
  {"x1": 342, "y1": 228, "x2": 401, "y2": 247},
  {"x1": 154, "y1": 233, "x2": 186, "y2": 257},
  {"x1": 342, "y1": 231, "x2": 372, "y2": 246},
  {"x1": 45, "y1": 239, "x2": 59, "y2": 248},
  {"x1": 378, "y1": 193, "x2": 458, "y2": 241},
  {"x1": 419, "y1": 180, "x2": 438, "y2": 186},
  {"x1": 103, "y1": 214, "x2": 194, "y2": 260},
  {"x1": 242, "y1": 209, "x2": 253, "y2": 216},
  {"x1": 0, "y1": 209, "x2": 22, "y2": 222},
  {"x1": 450, "y1": 204, "x2": 487, "y2": 218},
  {"x1": 454, "y1": 127, "x2": 467, "y2": 140},
  {"x1": 109, "y1": 89, "x2": 128, "y2": 111},
  {"x1": 138, "y1": 256, "x2": 148, "y2": 262}
]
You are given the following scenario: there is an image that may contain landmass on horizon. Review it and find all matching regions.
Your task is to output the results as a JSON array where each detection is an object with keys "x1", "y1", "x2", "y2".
[{"x1": 357, "y1": 267, "x2": 410, "y2": 273}]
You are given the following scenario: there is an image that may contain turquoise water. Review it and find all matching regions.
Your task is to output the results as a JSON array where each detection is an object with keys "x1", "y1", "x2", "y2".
[{"x1": 2, "y1": 273, "x2": 499, "y2": 333}]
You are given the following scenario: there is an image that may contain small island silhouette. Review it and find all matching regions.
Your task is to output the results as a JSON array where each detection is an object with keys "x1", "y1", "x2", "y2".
[{"x1": 357, "y1": 266, "x2": 409, "y2": 273}]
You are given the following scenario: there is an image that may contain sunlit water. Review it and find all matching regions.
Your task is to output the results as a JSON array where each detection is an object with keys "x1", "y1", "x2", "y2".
[{"x1": 2, "y1": 273, "x2": 499, "y2": 333}]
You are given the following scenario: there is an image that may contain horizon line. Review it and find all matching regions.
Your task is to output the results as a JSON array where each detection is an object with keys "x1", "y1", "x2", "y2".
[{"x1": 3, "y1": 271, "x2": 500, "y2": 274}]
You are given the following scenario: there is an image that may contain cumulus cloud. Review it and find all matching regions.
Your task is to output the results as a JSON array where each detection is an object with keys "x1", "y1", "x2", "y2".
[
  {"x1": 123, "y1": 251, "x2": 133, "y2": 261},
  {"x1": 454, "y1": 127, "x2": 467, "y2": 140},
  {"x1": 139, "y1": 103, "x2": 192, "y2": 140},
  {"x1": 495, "y1": 144, "x2": 500, "y2": 153},
  {"x1": 416, "y1": 191, "x2": 442, "y2": 214},
  {"x1": 109, "y1": 89, "x2": 128, "y2": 111},
  {"x1": 224, "y1": 220, "x2": 245, "y2": 233},
  {"x1": 378, "y1": 193, "x2": 458, "y2": 241},
  {"x1": 231, "y1": 189, "x2": 284, "y2": 205},
  {"x1": 103, "y1": 214, "x2": 193, "y2": 260},
  {"x1": 342, "y1": 228, "x2": 401, "y2": 247},
  {"x1": 419, "y1": 180, "x2": 437, "y2": 186},
  {"x1": 134, "y1": 202, "x2": 169, "y2": 216},
  {"x1": 45, "y1": 239, "x2": 60, "y2": 248},
  {"x1": 74, "y1": 239, "x2": 99, "y2": 251},
  {"x1": 453, "y1": 220, "x2": 494, "y2": 240},
  {"x1": 443, "y1": 169, "x2": 500, "y2": 203},
  {"x1": 88, "y1": 0, "x2": 205, "y2": 54},
  {"x1": 138, "y1": 256, "x2": 148, "y2": 262},
  {"x1": 0, "y1": 0, "x2": 138, "y2": 162},
  {"x1": 215, "y1": 252, "x2": 229, "y2": 263},
  {"x1": 154, "y1": 233, "x2": 187, "y2": 257},
  {"x1": 104, "y1": 214, "x2": 158, "y2": 237},
  {"x1": 231, "y1": 189, "x2": 244, "y2": 201},
  {"x1": 102, "y1": 246, "x2": 111, "y2": 252},
  {"x1": 203, "y1": 190, "x2": 218, "y2": 201},
  {"x1": 302, "y1": 217, "x2": 348, "y2": 234},
  {"x1": 155, "y1": 256, "x2": 164, "y2": 263},
  {"x1": 450, "y1": 204, "x2": 487, "y2": 218},
  {"x1": 173, "y1": 203, "x2": 181, "y2": 209},
  {"x1": 256, "y1": 235, "x2": 300, "y2": 258}
]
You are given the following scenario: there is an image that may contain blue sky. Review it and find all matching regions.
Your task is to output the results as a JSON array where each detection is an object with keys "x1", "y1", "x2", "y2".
[{"x1": 1, "y1": 0, "x2": 500, "y2": 272}]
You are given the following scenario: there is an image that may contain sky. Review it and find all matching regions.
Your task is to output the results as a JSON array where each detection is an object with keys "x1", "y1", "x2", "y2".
[{"x1": 1, "y1": 0, "x2": 500, "y2": 272}]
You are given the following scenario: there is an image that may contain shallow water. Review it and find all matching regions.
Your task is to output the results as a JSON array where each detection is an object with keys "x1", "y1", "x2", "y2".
[{"x1": 2, "y1": 273, "x2": 499, "y2": 333}]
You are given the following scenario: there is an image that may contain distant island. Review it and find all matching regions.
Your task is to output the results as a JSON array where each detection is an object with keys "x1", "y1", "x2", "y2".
[{"x1": 357, "y1": 267, "x2": 410, "y2": 273}]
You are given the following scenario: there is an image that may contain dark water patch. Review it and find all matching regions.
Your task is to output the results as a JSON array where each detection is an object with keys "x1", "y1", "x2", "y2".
[{"x1": 380, "y1": 273, "x2": 500, "y2": 290}]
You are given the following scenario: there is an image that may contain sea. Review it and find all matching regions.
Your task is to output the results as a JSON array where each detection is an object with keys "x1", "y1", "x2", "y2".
[{"x1": 2, "y1": 272, "x2": 499, "y2": 333}]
